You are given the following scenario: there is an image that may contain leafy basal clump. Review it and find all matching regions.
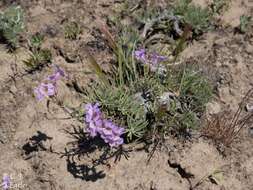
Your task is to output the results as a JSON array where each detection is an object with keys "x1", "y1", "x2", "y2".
[
  {"x1": 64, "y1": 21, "x2": 81, "y2": 40},
  {"x1": 83, "y1": 21, "x2": 213, "y2": 145},
  {"x1": 0, "y1": 6, "x2": 24, "y2": 49},
  {"x1": 23, "y1": 33, "x2": 52, "y2": 72},
  {"x1": 172, "y1": 0, "x2": 212, "y2": 35}
]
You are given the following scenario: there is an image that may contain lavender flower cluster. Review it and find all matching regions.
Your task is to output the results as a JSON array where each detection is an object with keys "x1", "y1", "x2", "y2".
[
  {"x1": 135, "y1": 48, "x2": 167, "y2": 75},
  {"x1": 34, "y1": 66, "x2": 65, "y2": 101},
  {"x1": 134, "y1": 48, "x2": 167, "y2": 66},
  {"x1": 85, "y1": 103, "x2": 125, "y2": 147}
]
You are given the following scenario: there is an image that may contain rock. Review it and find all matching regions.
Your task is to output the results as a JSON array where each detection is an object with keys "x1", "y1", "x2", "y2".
[
  {"x1": 133, "y1": 92, "x2": 151, "y2": 114},
  {"x1": 245, "y1": 44, "x2": 253, "y2": 54},
  {"x1": 53, "y1": 40, "x2": 79, "y2": 63},
  {"x1": 158, "y1": 92, "x2": 182, "y2": 112},
  {"x1": 246, "y1": 104, "x2": 253, "y2": 112},
  {"x1": 221, "y1": 0, "x2": 247, "y2": 28},
  {"x1": 206, "y1": 101, "x2": 221, "y2": 115}
]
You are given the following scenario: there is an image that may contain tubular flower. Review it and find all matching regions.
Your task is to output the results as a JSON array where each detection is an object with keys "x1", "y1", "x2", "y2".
[
  {"x1": 84, "y1": 103, "x2": 103, "y2": 137},
  {"x1": 134, "y1": 48, "x2": 146, "y2": 63},
  {"x1": 34, "y1": 82, "x2": 56, "y2": 101},
  {"x1": 134, "y1": 48, "x2": 167, "y2": 65},
  {"x1": 99, "y1": 120, "x2": 125, "y2": 147},
  {"x1": 47, "y1": 65, "x2": 66, "y2": 82},
  {"x1": 34, "y1": 66, "x2": 65, "y2": 101},
  {"x1": 150, "y1": 53, "x2": 167, "y2": 65},
  {"x1": 84, "y1": 103, "x2": 125, "y2": 147}
]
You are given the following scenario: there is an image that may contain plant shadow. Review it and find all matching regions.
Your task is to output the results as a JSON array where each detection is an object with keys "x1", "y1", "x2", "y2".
[
  {"x1": 22, "y1": 131, "x2": 53, "y2": 159},
  {"x1": 66, "y1": 157, "x2": 106, "y2": 181},
  {"x1": 60, "y1": 125, "x2": 131, "y2": 182}
]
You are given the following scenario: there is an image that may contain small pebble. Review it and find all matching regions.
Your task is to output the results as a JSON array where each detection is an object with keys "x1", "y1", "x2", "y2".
[{"x1": 246, "y1": 104, "x2": 253, "y2": 112}]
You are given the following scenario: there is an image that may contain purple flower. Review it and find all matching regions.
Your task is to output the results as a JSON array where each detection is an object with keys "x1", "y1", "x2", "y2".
[
  {"x1": 134, "y1": 49, "x2": 146, "y2": 63},
  {"x1": 151, "y1": 53, "x2": 167, "y2": 65},
  {"x1": 85, "y1": 103, "x2": 103, "y2": 137},
  {"x1": 134, "y1": 48, "x2": 167, "y2": 65},
  {"x1": 2, "y1": 175, "x2": 10, "y2": 190},
  {"x1": 109, "y1": 136, "x2": 124, "y2": 147},
  {"x1": 85, "y1": 103, "x2": 101, "y2": 122},
  {"x1": 99, "y1": 120, "x2": 124, "y2": 147},
  {"x1": 84, "y1": 103, "x2": 125, "y2": 147},
  {"x1": 86, "y1": 122, "x2": 99, "y2": 137},
  {"x1": 34, "y1": 66, "x2": 66, "y2": 102},
  {"x1": 47, "y1": 66, "x2": 65, "y2": 82},
  {"x1": 34, "y1": 82, "x2": 56, "y2": 101}
]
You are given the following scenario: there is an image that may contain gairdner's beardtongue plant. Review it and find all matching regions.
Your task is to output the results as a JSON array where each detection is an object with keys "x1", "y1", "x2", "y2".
[
  {"x1": 2, "y1": 174, "x2": 10, "y2": 190},
  {"x1": 34, "y1": 66, "x2": 65, "y2": 101},
  {"x1": 85, "y1": 103, "x2": 125, "y2": 147}
]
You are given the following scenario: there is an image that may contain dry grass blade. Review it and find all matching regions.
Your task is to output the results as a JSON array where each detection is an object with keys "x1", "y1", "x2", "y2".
[
  {"x1": 202, "y1": 88, "x2": 253, "y2": 146},
  {"x1": 83, "y1": 47, "x2": 109, "y2": 85},
  {"x1": 96, "y1": 17, "x2": 117, "y2": 52}
]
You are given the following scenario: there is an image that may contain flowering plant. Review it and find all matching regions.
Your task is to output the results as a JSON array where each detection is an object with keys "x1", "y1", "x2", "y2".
[{"x1": 34, "y1": 66, "x2": 66, "y2": 101}]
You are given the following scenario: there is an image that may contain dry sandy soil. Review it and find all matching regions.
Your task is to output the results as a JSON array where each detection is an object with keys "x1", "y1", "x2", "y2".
[{"x1": 0, "y1": 0, "x2": 253, "y2": 190}]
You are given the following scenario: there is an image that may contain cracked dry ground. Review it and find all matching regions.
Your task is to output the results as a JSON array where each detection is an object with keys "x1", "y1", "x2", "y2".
[{"x1": 0, "y1": 0, "x2": 253, "y2": 190}]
